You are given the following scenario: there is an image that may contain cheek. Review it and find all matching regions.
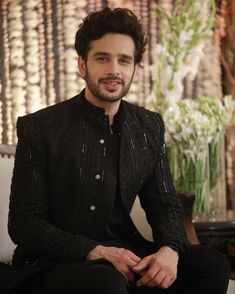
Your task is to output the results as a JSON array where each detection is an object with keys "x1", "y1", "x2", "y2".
[
  {"x1": 87, "y1": 64, "x2": 103, "y2": 78},
  {"x1": 88, "y1": 71, "x2": 99, "y2": 82}
]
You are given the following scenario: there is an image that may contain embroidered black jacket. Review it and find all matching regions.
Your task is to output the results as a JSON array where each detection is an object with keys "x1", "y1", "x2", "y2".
[{"x1": 8, "y1": 90, "x2": 189, "y2": 265}]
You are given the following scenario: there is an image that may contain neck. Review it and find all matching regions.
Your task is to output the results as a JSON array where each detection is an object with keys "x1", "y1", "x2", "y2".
[
  {"x1": 104, "y1": 102, "x2": 120, "y2": 125},
  {"x1": 84, "y1": 88, "x2": 121, "y2": 125}
]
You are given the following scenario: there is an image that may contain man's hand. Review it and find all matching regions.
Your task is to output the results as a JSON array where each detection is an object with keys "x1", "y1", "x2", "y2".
[
  {"x1": 132, "y1": 246, "x2": 179, "y2": 289},
  {"x1": 87, "y1": 245, "x2": 141, "y2": 282}
]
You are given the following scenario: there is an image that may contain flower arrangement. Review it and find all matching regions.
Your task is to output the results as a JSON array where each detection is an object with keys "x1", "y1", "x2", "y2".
[
  {"x1": 164, "y1": 100, "x2": 212, "y2": 214},
  {"x1": 148, "y1": 0, "x2": 229, "y2": 215},
  {"x1": 198, "y1": 96, "x2": 235, "y2": 192},
  {"x1": 151, "y1": 0, "x2": 216, "y2": 112},
  {"x1": 164, "y1": 96, "x2": 235, "y2": 214}
]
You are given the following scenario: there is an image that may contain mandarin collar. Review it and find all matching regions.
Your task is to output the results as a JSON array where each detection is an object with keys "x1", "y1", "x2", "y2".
[
  {"x1": 79, "y1": 89, "x2": 124, "y2": 124},
  {"x1": 80, "y1": 89, "x2": 106, "y2": 116}
]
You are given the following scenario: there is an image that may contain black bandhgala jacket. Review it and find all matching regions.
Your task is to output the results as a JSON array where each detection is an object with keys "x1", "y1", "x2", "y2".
[{"x1": 4, "y1": 90, "x2": 189, "y2": 291}]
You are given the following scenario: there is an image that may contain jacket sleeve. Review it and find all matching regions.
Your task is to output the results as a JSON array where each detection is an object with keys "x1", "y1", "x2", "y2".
[
  {"x1": 8, "y1": 116, "x2": 99, "y2": 262},
  {"x1": 138, "y1": 113, "x2": 190, "y2": 255}
]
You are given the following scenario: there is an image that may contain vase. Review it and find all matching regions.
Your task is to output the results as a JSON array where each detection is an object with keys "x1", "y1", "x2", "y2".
[
  {"x1": 209, "y1": 131, "x2": 227, "y2": 216},
  {"x1": 168, "y1": 144, "x2": 211, "y2": 218}
]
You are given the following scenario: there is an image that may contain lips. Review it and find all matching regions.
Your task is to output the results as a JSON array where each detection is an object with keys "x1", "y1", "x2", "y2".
[{"x1": 100, "y1": 79, "x2": 122, "y2": 91}]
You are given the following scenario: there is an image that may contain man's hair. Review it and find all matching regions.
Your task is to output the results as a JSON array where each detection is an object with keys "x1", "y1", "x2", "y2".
[{"x1": 74, "y1": 7, "x2": 147, "y2": 65}]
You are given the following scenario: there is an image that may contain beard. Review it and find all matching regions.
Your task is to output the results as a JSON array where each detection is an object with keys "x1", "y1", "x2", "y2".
[{"x1": 84, "y1": 70, "x2": 134, "y2": 103}]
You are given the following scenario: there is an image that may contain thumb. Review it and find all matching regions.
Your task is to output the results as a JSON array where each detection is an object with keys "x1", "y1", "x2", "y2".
[{"x1": 132, "y1": 257, "x2": 149, "y2": 272}]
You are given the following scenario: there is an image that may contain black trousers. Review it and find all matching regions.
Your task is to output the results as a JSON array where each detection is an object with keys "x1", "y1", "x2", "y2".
[{"x1": 12, "y1": 245, "x2": 230, "y2": 294}]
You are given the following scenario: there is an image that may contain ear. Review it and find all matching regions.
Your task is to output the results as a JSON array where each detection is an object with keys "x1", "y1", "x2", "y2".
[{"x1": 78, "y1": 56, "x2": 86, "y2": 78}]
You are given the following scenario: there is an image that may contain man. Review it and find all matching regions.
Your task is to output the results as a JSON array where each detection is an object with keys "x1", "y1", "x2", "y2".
[{"x1": 7, "y1": 7, "x2": 229, "y2": 294}]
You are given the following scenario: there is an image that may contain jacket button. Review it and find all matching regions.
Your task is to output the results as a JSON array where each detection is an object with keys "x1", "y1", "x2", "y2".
[
  {"x1": 95, "y1": 174, "x2": 101, "y2": 180},
  {"x1": 99, "y1": 139, "x2": 105, "y2": 144},
  {"x1": 90, "y1": 205, "x2": 96, "y2": 211}
]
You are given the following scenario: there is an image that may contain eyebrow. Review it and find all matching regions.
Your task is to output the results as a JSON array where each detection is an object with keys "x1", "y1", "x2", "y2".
[{"x1": 93, "y1": 52, "x2": 134, "y2": 61}]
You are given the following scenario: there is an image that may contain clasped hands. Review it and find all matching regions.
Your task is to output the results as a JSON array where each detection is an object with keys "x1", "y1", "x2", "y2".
[{"x1": 87, "y1": 245, "x2": 179, "y2": 289}]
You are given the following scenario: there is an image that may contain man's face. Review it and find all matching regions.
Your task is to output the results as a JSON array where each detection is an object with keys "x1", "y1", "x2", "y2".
[{"x1": 78, "y1": 33, "x2": 136, "y2": 104}]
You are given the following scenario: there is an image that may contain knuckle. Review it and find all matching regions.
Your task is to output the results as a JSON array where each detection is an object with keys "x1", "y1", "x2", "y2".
[
  {"x1": 119, "y1": 248, "x2": 124, "y2": 254},
  {"x1": 168, "y1": 269, "x2": 176, "y2": 279},
  {"x1": 146, "y1": 272, "x2": 154, "y2": 280},
  {"x1": 155, "y1": 277, "x2": 161, "y2": 284}
]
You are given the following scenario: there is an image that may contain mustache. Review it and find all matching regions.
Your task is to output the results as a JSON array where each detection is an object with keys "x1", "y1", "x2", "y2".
[{"x1": 99, "y1": 76, "x2": 124, "y2": 84}]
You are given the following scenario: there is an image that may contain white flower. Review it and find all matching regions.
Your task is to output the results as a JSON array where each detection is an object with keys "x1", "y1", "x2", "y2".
[
  {"x1": 28, "y1": 73, "x2": 40, "y2": 84},
  {"x1": 63, "y1": 3, "x2": 77, "y2": 12},
  {"x1": 223, "y1": 95, "x2": 235, "y2": 125},
  {"x1": 27, "y1": 85, "x2": 40, "y2": 98},
  {"x1": 9, "y1": 19, "x2": 23, "y2": 30},
  {"x1": 8, "y1": 3, "x2": 21, "y2": 13},
  {"x1": 9, "y1": 30, "x2": 22, "y2": 39},
  {"x1": 153, "y1": 0, "x2": 215, "y2": 111},
  {"x1": 63, "y1": 17, "x2": 77, "y2": 28},
  {"x1": 179, "y1": 30, "x2": 194, "y2": 46},
  {"x1": 186, "y1": 43, "x2": 205, "y2": 80},
  {"x1": 10, "y1": 54, "x2": 24, "y2": 67},
  {"x1": 26, "y1": 63, "x2": 39, "y2": 74},
  {"x1": 25, "y1": 18, "x2": 38, "y2": 29},
  {"x1": 24, "y1": 0, "x2": 37, "y2": 9},
  {"x1": 11, "y1": 69, "x2": 25, "y2": 79},
  {"x1": 24, "y1": 11, "x2": 38, "y2": 21},
  {"x1": 8, "y1": 10, "x2": 22, "y2": 18},
  {"x1": 165, "y1": 86, "x2": 183, "y2": 106},
  {"x1": 10, "y1": 39, "x2": 24, "y2": 49},
  {"x1": 65, "y1": 73, "x2": 78, "y2": 82},
  {"x1": 146, "y1": 92, "x2": 155, "y2": 105},
  {"x1": 25, "y1": 43, "x2": 39, "y2": 55},
  {"x1": 25, "y1": 30, "x2": 37, "y2": 39},
  {"x1": 11, "y1": 87, "x2": 26, "y2": 103},
  {"x1": 156, "y1": 44, "x2": 164, "y2": 54}
]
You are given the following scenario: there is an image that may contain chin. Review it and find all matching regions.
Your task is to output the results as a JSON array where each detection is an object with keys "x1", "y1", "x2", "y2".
[{"x1": 99, "y1": 94, "x2": 122, "y2": 102}]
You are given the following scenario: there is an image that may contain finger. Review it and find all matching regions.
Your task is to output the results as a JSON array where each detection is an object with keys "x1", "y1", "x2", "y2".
[
  {"x1": 159, "y1": 273, "x2": 176, "y2": 289},
  {"x1": 119, "y1": 268, "x2": 134, "y2": 283},
  {"x1": 146, "y1": 270, "x2": 166, "y2": 287},
  {"x1": 159, "y1": 275, "x2": 174, "y2": 289},
  {"x1": 124, "y1": 255, "x2": 140, "y2": 268},
  {"x1": 136, "y1": 267, "x2": 160, "y2": 287},
  {"x1": 132, "y1": 257, "x2": 149, "y2": 272},
  {"x1": 119, "y1": 248, "x2": 140, "y2": 263},
  {"x1": 136, "y1": 268, "x2": 147, "y2": 277},
  {"x1": 118, "y1": 249, "x2": 140, "y2": 268},
  {"x1": 126, "y1": 259, "x2": 139, "y2": 268},
  {"x1": 125, "y1": 250, "x2": 141, "y2": 263},
  {"x1": 148, "y1": 270, "x2": 176, "y2": 289}
]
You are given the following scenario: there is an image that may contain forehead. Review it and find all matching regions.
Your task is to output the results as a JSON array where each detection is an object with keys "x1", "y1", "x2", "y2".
[{"x1": 88, "y1": 33, "x2": 135, "y2": 58}]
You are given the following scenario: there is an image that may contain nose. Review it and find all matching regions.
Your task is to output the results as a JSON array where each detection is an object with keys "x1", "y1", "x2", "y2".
[{"x1": 106, "y1": 59, "x2": 120, "y2": 76}]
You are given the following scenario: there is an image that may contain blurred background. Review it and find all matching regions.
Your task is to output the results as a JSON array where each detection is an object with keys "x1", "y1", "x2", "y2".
[{"x1": 0, "y1": 0, "x2": 234, "y2": 216}]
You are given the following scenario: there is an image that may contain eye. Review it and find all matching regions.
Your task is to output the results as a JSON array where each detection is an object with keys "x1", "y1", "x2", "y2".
[
  {"x1": 96, "y1": 56, "x2": 108, "y2": 62},
  {"x1": 119, "y1": 58, "x2": 131, "y2": 65}
]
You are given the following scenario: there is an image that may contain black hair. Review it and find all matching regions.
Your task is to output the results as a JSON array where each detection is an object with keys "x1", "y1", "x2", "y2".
[{"x1": 74, "y1": 7, "x2": 147, "y2": 65}]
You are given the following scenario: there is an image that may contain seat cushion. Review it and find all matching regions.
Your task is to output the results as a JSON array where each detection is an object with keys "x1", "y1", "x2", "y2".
[
  {"x1": 130, "y1": 197, "x2": 153, "y2": 241},
  {"x1": 0, "y1": 157, "x2": 16, "y2": 263}
]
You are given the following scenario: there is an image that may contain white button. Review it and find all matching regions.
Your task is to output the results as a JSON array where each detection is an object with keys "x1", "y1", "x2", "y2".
[
  {"x1": 99, "y1": 139, "x2": 105, "y2": 144},
  {"x1": 95, "y1": 174, "x2": 101, "y2": 180},
  {"x1": 90, "y1": 205, "x2": 96, "y2": 211}
]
